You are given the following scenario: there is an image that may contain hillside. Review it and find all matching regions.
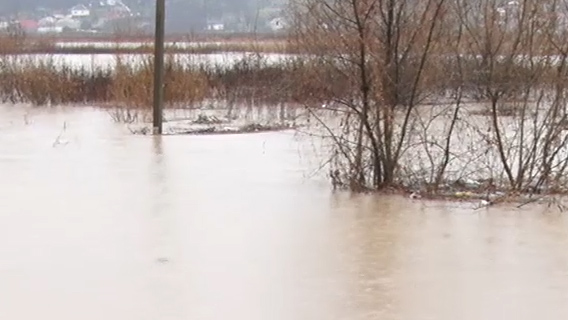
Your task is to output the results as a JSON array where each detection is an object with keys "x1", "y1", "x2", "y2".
[{"x1": 0, "y1": 0, "x2": 288, "y2": 32}]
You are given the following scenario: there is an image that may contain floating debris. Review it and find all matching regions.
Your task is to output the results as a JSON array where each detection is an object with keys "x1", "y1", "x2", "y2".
[
  {"x1": 129, "y1": 121, "x2": 295, "y2": 136},
  {"x1": 409, "y1": 192, "x2": 422, "y2": 199},
  {"x1": 192, "y1": 114, "x2": 224, "y2": 125},
  {"x1": 156, "y1": 257, "x2": 169, "y2": 264}
]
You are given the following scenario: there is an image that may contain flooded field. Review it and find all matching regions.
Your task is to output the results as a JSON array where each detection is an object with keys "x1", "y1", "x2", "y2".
[
  {"x1": 54, "y1": 41, "x2": 226, "y2": 49},
  {"x1": 1, "y1": 105, "x2": 568, "y2": 320}
]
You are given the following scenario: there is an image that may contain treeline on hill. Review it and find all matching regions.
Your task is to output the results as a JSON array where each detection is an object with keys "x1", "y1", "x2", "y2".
[
  {"x1": 0, "y1": 0, "x2": 288, "y2": 32},
  {"x1": 0, "y1": 0, "x2": 285, "y2": 13}
]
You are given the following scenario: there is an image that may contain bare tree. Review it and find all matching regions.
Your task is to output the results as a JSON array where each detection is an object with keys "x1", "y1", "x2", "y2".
[
  {"x1": 454, "y1": 0, "x2": 568, "y2": 193},
  {"x1": 291, "y1": 0, "x2": 568, "y2": 197},
  {"x1": 291, "y1": 0, "x2": 448, "y2": 191}
]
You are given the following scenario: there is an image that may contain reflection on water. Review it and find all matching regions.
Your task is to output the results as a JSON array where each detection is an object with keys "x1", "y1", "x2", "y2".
[
  {"x1": 0, "y1": 105, "x2": 567, "y2": 320},
  {"x1": 4, "y1": 52, "x2": 290, "y2": 71}
]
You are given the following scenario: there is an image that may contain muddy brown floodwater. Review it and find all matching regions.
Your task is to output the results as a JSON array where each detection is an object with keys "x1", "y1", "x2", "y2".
[{"x1": 0, "y1": 106, "x2": 568, "y2": 320}]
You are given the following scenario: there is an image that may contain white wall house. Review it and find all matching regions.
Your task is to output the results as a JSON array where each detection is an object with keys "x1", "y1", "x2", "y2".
[
  {"x1": 56, "y1": 17, "x2": 82, "y2": 30},
  {"x1": 268, "y1": 17, "x2": 287, "y2": 31},
  {"x1": 37, "y1": 26, "x2": 64, "y2": 34},
  {"x1": 207, "y1": 22, "x2": 225, "y2": 31},
  {"x1": 38, "y1": 16, "x2": 57, "y2": 27},
  {"x1": 70, "y1": 4, "x2": 91, "y2": 17}
]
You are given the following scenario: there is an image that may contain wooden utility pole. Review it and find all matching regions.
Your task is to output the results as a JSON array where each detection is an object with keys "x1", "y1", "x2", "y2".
[{"x1": 152, "y1": 0, "x2": 166, "y2": 134}]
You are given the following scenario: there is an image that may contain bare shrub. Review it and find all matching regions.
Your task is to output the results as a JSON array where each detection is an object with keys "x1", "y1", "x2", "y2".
[
  {"x1": 290, "y1": 0, "x2": 568, "y2": 197},
  {"x1": 291, "y1": 0, "x2": 449, "y2": 191},
  {"x1": 451, "y1": 0, "x2": 568, "y2": 193}
]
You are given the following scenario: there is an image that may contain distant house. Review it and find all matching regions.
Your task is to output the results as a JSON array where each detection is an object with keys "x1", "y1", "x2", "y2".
[
  {"x1": 56, "y1": 17, "x2": 81, "y2": 31},
  {"x1": 70, "y1": 5, "x2": 91, "y2": 17},
  {"x1": 38, "y1": 16, "x2": 57, "y2": 27},
  {"x1": 37, "y1": 26, "x2": 64, "y2": 34},
  {"x1": 38, "y1": 15, "x2": 81, "y2": 32},
  {"x1": 207, "y1": 20, "x2": 225, "y2": 31},
  {"x1": 18, "y1": 20, "x2": 39, "y2": 32},
  {"x1": 268, "y1": 17, "x2": 287, "y2": 31}
]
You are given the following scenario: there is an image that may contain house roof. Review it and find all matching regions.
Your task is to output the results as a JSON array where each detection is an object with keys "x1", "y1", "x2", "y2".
[
  {"x1": 19, "y1": 20, "x2": 39, "y2": 29},
  {"x1": 206, "y1": 19, "x2": 224, "y2": 24},
  {"x1": 71, "y1": 4, "x2": 89, "y2": 10}
]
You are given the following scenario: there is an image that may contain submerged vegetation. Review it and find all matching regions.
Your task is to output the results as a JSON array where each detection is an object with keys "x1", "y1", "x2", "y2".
[
  {"x1": 3, "y1": 0, "x2": 568, "y2": 198},
  {"x1": 287, "y1": 0, "x2": 568, "y2": 199},
  {"x1": 0, "y1": 53, "x2": 308, "y2": 108}
]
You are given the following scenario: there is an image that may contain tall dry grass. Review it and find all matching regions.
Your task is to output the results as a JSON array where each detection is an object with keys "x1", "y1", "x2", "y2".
[
  {"x1": 110, "y1": 55, "x2": 209, "y2": 109},
  {"x1": 0, "y1": 52, "x2": 317, "y2": 109},
  {"x1": 0, "y1": 56, "x2": 112, "y2": 105}
]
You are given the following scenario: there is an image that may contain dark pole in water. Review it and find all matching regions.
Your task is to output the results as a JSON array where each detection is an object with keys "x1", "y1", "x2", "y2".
[{"x1": 152, "y1": 0, "x2": 166, "y2": 134}]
